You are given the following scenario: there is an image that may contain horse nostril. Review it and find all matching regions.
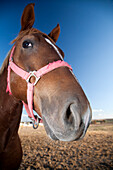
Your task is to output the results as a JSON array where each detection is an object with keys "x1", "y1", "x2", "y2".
[
  {"x1": 65, "y1": 105, "x2": 74, "y2": 124},
  {"x1": 64, "y1": 103, "x2": 81, "y2": 130}
]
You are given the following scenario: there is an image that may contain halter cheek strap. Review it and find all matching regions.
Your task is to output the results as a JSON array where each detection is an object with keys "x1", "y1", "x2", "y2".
[{"x1": 6, "y1": 46, "x2": 72, "y2": 127}]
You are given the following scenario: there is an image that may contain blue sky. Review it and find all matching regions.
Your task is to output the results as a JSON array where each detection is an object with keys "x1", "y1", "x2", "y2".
[{"x1": 0, "y1": 0, "x2": 113, "y2": 120}]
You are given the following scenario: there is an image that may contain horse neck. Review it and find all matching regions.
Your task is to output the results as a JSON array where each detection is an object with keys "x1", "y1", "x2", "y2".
[{"x1": 0, "y1": 68, "x2": 22, "y2": 148}]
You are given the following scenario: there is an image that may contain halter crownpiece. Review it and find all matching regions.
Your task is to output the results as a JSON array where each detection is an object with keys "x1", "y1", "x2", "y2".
[{"x1": 6, "y1": 46, "x2": 72, "y2": 128}]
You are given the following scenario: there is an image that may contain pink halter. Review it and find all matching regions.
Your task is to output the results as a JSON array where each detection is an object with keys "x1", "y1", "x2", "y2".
[{"x1": 6, "y1": 46, "x2": 72, "y2": 127}]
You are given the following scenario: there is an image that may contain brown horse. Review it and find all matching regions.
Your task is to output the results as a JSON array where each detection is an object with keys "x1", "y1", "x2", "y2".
[{"x1": 0, "y1": 3, "x2": 92, "y2": 170}]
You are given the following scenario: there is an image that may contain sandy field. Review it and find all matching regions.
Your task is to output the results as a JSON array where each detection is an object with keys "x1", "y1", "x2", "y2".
[{"x1": 18, "y1": 123, "x2": 113, "y2": 170}]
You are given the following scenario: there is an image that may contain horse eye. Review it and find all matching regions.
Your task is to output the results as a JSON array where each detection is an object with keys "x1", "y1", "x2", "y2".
[{"x1": 22, "y1": 41, "x2": 33, "y2": 48}]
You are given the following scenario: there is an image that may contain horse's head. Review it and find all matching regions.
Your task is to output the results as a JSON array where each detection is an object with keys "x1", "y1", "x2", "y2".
[{"x1": 9, "y1": 3, "x2": 92, "y2": 141}]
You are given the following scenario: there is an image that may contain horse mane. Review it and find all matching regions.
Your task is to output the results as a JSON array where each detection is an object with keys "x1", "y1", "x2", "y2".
[{"x1": 0, "y1": 50, "x2": 11, "y2": 75}]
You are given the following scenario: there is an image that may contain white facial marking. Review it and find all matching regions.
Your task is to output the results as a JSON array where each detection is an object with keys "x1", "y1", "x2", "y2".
[
  {"x1": 45, "y1": 38, "x2": 79, "y2": 84},
  {"x1": 45, "y1": 38, "x2": 63, "y2": 60}
]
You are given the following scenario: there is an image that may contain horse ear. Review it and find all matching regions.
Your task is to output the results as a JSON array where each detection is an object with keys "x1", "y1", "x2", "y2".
[
  {"x1": 20, "y1": 3, "x2": 35, "y2": 31},
  {"x1": 48, "y1": 24, "x2": 60, "y2": 42}
]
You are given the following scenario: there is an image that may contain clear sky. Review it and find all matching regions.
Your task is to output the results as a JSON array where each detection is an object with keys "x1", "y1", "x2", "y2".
[{"x1": 0, "y1": 0, "x2": 113, "y2": 120}]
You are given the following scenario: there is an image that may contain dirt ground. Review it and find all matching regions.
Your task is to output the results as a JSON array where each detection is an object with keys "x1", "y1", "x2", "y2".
[{"x1": 18, "y1": 123, "x2": 113, "y2": 170}]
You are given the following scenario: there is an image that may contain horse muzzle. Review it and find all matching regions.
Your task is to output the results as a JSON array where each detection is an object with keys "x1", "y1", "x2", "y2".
[{"x1": 42, "y1": 102, "x2": 92, "y2": 142}]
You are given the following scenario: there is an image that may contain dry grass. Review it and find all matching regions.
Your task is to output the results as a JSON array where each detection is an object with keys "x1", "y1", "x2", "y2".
[{"x1": 19, "y1": 123, "x2": 113, "y2": 169}]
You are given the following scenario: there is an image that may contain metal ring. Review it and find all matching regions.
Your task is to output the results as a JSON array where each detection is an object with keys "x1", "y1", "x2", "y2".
[
  {"x1": 33, "y1": 118, "x2": 39, "y2": 129},
  {"x1": 26, "y1": 71, "x2": 40, "y2": 86}
]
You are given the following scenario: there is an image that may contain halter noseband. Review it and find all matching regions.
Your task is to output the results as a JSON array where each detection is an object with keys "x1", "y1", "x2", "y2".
[{"x1": 6, "y1": 46, "x2": 72, "y2": 128}]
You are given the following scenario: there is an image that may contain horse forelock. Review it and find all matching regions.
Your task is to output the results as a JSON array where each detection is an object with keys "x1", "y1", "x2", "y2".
[{"x1": 11, "y1": 28, "x2": 41, "y2": 44}]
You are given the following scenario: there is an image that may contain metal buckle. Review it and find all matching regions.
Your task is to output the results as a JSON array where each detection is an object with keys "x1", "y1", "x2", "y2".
[
  {"x1": 9, "y1": 58, "x2": 13, "y2": 66},
  {"x1": 26, "y1": 71, "x2": 40, "y2": 86}
]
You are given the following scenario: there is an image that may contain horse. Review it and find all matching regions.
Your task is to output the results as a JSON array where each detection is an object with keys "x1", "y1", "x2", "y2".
[{"x1": 0, "y1": 3, "x2": 92, "y2": 169}]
